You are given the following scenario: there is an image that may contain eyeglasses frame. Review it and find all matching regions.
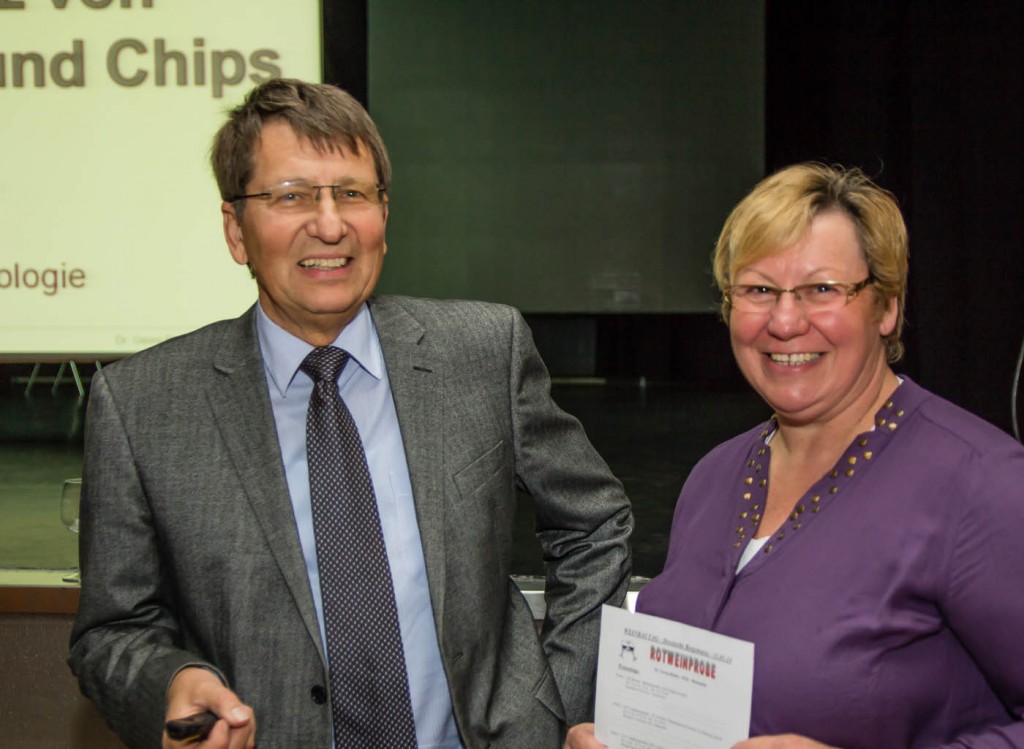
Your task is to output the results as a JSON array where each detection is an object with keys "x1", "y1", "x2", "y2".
[
  {"x1": 723, "y1": 276, "x2": 875, "y2": 311},
  {"x1": 225, "y1": 183, "x2": 387, "y2": 207}
]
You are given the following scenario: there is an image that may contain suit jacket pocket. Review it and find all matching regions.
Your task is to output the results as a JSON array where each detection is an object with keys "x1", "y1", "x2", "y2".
[
  {"x1": 480, "y1": 585, "x2": 566, "y2": 747},
  {"x1": 452, "y1": 440, "x2": 507, "y2": 500},
  {"x1": 452, "y1": 441, "x2": 515, "y2": 578}
]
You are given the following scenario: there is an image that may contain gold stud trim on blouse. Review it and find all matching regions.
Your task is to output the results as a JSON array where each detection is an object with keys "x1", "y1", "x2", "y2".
[{"x1": 733, "y1": 395, "x2": 907, "y2": 556}]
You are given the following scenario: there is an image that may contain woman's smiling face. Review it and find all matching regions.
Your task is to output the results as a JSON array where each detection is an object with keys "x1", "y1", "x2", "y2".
[{"x1": 729, "y1": 210, "x2": 897, "y2": 426}]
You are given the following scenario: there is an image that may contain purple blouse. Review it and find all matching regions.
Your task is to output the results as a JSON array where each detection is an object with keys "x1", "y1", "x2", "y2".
[{"x1": 636, "y1": 377, "x2": 1024, "y2": 749}]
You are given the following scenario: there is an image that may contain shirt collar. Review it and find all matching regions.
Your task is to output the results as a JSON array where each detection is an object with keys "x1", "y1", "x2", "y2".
[{"x1": 255, "y1": 302, "x2": 384, "y2": 397}]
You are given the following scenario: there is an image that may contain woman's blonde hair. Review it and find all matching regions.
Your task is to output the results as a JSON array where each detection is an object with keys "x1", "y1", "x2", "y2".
[{"x1": 712, "y1": 162, "x2": 908, "y2": 362}]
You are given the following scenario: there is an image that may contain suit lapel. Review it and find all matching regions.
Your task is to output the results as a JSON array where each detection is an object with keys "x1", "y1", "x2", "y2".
[
  {"x1": 206, "y1": 309, "x2": 325, "y2": 657},
  {"x1": 369, "y1": 298, "x2": 448, "y2": 623}
]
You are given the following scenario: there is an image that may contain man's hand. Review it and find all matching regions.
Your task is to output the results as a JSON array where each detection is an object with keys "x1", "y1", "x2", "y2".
[
  {"x1": 564, "y1": 723, "x2": 606, "y2": 749},
  {"x1": 163, "y1": 667, "x2": 255, "y2": 749},
  {"x1": 734, "y1": 735, "x2": 837, "y2": 749}
]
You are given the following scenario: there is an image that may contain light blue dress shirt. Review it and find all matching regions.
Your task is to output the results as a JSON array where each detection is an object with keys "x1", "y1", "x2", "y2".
[{"x1": 256, "y1": 303, "x2": 463, "y2": 749}]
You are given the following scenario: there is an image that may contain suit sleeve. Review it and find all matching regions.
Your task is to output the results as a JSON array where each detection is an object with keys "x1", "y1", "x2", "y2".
[
  {"x1": 67, "y1": 369, "x2": 223, "y2": 749},
  {"x1": 507, "y1": 308, "x2": 633, "y2": 724}
]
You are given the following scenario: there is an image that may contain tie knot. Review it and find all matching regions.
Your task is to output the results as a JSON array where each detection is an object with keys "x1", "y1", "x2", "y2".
[{"x1": 300, "y1": 346, "x2": 350, "y2": 384}]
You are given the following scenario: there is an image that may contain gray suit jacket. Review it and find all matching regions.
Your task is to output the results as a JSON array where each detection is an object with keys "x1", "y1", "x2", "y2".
[{"x1": 69, "y1": 296, "x2": 632, "y2": 749}]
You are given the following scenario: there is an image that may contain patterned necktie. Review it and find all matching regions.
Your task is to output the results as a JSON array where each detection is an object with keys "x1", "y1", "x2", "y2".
[{"x1": 300, "y1": 346, "x2": 418, "y2": 749}]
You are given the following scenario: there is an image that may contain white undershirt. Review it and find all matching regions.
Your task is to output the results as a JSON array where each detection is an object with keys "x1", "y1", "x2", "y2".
[{"x1": 736, "y1": 536, "x2": 769, "y2": 572}]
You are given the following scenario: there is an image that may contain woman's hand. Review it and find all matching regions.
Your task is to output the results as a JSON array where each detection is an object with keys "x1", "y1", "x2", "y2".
[
  {"x1": 734, "y1": 734, "x2": 836, "y2": 749},
  {"x1": 564, "y1": 722, "x2": 607, "y2": 749}
]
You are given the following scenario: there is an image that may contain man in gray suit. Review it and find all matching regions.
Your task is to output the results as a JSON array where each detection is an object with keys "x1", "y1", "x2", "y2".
[{"x1": 69, "y1": 78, "x2": 632, "y2": 749}]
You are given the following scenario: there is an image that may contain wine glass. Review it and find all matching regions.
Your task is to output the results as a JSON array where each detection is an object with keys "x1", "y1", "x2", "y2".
[{"x1": 60, "y1": 478, "x2": 82, "y2": 583}]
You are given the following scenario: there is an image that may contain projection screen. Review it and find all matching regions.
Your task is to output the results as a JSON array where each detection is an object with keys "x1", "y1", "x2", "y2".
[{"x1": 0, "y1": 0, "x2": 321, "y2": 356}]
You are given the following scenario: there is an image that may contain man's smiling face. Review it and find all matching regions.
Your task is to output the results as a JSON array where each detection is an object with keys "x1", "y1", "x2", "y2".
[{"x1": 222, "y1": 119, "x2": 388, "y2": 346}]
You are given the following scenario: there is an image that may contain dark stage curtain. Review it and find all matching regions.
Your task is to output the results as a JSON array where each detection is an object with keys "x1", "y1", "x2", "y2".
[{"x1": 767, "y1": 0, "x2": 1024, "y2": 434}]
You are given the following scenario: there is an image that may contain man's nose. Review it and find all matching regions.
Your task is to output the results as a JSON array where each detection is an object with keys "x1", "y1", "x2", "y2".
[{"x1": 307, "y1": 188, "x2": 347, "y2": 242}]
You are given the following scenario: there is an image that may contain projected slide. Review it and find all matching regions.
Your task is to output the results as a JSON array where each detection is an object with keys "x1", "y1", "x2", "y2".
[{"x1": 0, "y1": 0, "x2": 320, "y2": 356}]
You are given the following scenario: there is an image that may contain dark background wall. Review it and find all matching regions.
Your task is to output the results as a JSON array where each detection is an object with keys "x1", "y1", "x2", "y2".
[
  {"x1": 323, "y1": 0, "x2": 1024, "y2": 434},
  {"x1": 365, "y1": 1, "x2": 764, "y2": 317},
  {"x1": 766, "y1": 1, "x2": 1024, "y2": 435}
]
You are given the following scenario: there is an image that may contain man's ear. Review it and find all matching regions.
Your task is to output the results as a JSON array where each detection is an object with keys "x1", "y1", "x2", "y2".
[{"x1": 222, "y1": 201, "x2": 248, "y2": 266}]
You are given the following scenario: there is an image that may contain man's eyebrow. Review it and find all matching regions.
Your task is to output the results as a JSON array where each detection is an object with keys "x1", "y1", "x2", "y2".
[
  {"x1": 266, "y1": 176, "x2": 377, "y2": 187},
  {"x1": 333, "y1": 175, "x2": 378, "y2": 186}
]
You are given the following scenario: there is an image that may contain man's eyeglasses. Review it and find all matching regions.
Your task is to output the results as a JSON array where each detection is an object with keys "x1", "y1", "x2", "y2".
[
  {"x1": 724, "y1": 276, "x2": 874, "y2": 312},
  {"x1": 226, "y1": 181, "x2": 386, "y2": 215}
]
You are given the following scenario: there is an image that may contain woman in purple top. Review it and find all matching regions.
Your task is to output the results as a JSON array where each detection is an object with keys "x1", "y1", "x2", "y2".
[{"x1": 567, "y1": 163, "x2": 1024, "y2": 749}]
